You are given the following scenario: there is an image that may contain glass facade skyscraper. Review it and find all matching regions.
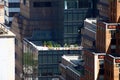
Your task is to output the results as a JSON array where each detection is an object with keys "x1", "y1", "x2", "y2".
[{"x1": 64, "y1": 0, "x2": 98, "y2": 44}]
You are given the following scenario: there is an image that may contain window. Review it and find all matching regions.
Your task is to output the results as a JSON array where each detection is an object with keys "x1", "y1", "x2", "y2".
[
  {"x1": 5, "y1": 19, "x2": 8, "y2": 25},
  {"x1": 5, "y1": 10, "x2": 7, "y2": 16},
  {"x1": 15, "y1": 67, "x2": 17, "y2": 74},
  {"x1": 15, "y1": 38, "x2": 18, "y2": 46},
  {"x1": 68, "y1": 13, "x2": 72, "y2": 21},
  {"x1": 9, "y1": 3, "x2": 20, "y2": 8},
  {"x1": 4, "y1": 1, "x2": 8, "y2": 6},
  {"x1": 99, "y1": 60, "x2": 104, "y2": 68},
  {"x1": 15, "y1": 52, "x2": 18, "y2": 59},
  {"x1": 64, "y1": 14, "x2": 67, "y2": 21},
  {"x1": 33, "y1": 2, "x2": 52, "y2": 7},
  {"x1": 64, "y1": 26, "x2": 67, "y2": 33},
  {"x1": 67, "y1": 1, "x2": 77, "y2": 9},
  {"x1": 23, "y1": 0, "x2": 26, "y2": 5},
  {"x1": 67, "y1": 26, "x2": 73, "y2": 33},
  {"x1": 52, "y1": 55, "x2": 58, "y2": 63},
  {"x1": 73, "y1": 26, "x2": 78, "y2": 33},
  {"x1": 110, "y1": 30, "x2": 116, "y2": 38},
  {"x1": 111, "y1": 39, "x2": 116, "y2": 44},
  {"x1": 78, "y1": 1, "x2": 91, "y2": 8},
  {"x1": 9, "y1": 12, "x2": 18, "y2": 17},
  {"x1": 111, "y1": 45, "x2": 116, "y2": 49},
  {"x1": 73, "y1": 14, "x2": 79, "y2": 21},
  {"x1": 111, "y1": 49, "x2": 116, "y2": 53}
]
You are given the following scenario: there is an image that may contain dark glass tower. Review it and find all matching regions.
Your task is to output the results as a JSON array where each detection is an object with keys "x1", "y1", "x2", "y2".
[{"x1": 64, "y1": 0, "x2": 98, "y2": 44}]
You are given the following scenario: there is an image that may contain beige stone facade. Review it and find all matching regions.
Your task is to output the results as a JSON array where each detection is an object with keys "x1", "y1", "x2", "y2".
[{"x1": 0, "y1": 2, "x2": 4, "y2": 24}]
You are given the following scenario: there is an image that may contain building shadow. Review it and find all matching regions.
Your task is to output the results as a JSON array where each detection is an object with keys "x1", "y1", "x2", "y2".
[{"x1": 118, "y1": 16, "x2": 120, "y2": 22}]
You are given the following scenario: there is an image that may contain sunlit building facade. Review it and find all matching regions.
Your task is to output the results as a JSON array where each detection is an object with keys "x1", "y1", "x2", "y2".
[
  {"x1": 97, "y1": 0, "x2": 120, "y2": 22},
  {"x1": 83, "y1": 0, "x2": 120, "y2": 80}
]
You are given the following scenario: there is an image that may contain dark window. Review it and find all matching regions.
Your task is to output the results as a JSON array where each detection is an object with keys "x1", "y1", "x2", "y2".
[
  {"x1": 15, "y1": 67, "x2": 19, "y2": 75},
  {"x1": 33, "y1": 2, "x2": 52, "y2": 7},
  {"x1": 15, "y1": 38, "x2": 18, "y2": 46},
  {"x1": 111, "y1": 49, "x2": 116, "y2": 53},
  {"x1": 9, "y1": 22, "x2": 12, "y2": 27},
  {"x1": 99, "y1": 69, "x2": 104, "y2": 75},
  {"x1": 93, "y1": 41, "x2": 95, "y2": 46},
  {"x1": 110, "y1": 30, "x2": 116, "y2": 38},
  {"x1": 41, "y1": 73, "x2": 48, "y2": 76},
  {"x1": 78, "y1": 1, "x2": 91, "y2": 8},
  {"x1": 5, "y1": 20, "x2": 12, "y2": 27},
  {"x1": 15, "y1": 52, "x2": 17, "y2": 59},
  {"x1": 5, "y1": 10, "x2": 7, "y2": 16},
  {"x1": 5, "y1": 19, "x2": 8, "y2": 25},
  {"x1": 9, "y1": 3, "x2": 20, "y2": 8},
  {"x1": 67, "y1": 1, "x2": 77, "y2": 9},
  {"x1": 4, "y1": 1, "x2": 8, "y2": 6},
  {"x1": 99, "y1": 60, "x2": 104, "y2": 69},
  {"x1": 15, "y1": 67, "x2": 17, "y2": 74},
  {"x1": 111, "y1": 39, "x2": 116, "y2": 44},
  {"x1": 116, "y1": 30, "x2": 120, "y2": 33},
  {"x1": 9, "y1": 12, "x2": 18, "y2": 17},
  {"x1": 23, "y1": 0, "x2": 26, "y2": 5}
]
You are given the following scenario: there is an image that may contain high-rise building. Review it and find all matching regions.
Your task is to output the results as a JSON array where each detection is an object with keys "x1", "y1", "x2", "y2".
[
  {"x1": 96, "y1": 0, "x2": 120, "y2": 53},
  {"x1": 0, "y1": 23, "x2": 15, "y2": 80},
  {"x1": 96, "y1": 22, "x2": 120, "y2": 54},
  {"x1": 84, "y1": 49, "x2": 105, "y2": 80},
  {"x1": 83, "y1": 0, "x2": 120, "y2": 80},
  {"x1": 83, "y1": 20, "x2": 120, "y2": 80},
  {"x1": 10, "y1": 0, "x2": 64, "y2": 80},
  {"x1": 97, "y1": 0, "x2": 120, "y2": 22},
  {"x1": 64, "y1": 0, "x2": 98, "y2": 44},
  {"x1": 60, "y1": 0, "x2": 120, "y2": 80},
  {"x1": 4, "y1": 0, "x2": 20, "y2": 27},
  {"x1": 81, "y1": 18, "x2": 97, "y2": 49},
  {"x1": 104, "y1": 53, "x2": 120, "y2": 80}
]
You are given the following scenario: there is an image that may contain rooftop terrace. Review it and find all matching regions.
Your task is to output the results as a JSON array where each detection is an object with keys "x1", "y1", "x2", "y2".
[{"x1": 24, "y1": 38, "x2": 83, "y2": 51}]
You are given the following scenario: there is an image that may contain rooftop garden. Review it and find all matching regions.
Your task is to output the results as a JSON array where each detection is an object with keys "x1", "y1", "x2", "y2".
[{"x1": 43, "y1": 41, "x2": 82, "y2": 50}]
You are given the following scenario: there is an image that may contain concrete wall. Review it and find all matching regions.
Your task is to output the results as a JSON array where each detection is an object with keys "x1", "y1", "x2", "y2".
[{"x1": 0, "y1": 37, "x2": 15, "y2": 80}]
